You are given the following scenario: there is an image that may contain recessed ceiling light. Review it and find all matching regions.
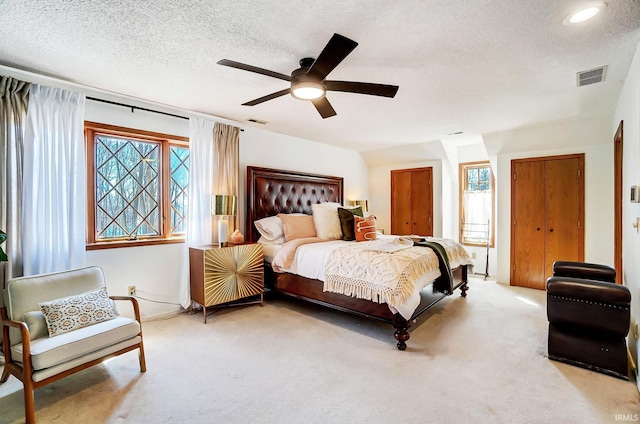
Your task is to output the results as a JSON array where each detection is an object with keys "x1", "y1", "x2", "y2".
[{"x1": 563, "y1": 2, "x2": 607, "y2": 25}]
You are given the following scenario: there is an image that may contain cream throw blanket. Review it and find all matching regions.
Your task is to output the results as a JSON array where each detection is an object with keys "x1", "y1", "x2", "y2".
[{"x1": 323, "y1": 242, "x2": 440, "y2": 308}]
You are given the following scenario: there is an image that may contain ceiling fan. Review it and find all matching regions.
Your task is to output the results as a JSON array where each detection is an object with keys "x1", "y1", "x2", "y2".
[{"x1": 217, "y1": 33, "x2": 399, "y2": 119}]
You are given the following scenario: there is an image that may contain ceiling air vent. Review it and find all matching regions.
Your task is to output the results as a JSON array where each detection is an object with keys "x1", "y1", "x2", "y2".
[{"x1": 577, "y1": 66, "x2": 607, "y2": 87}]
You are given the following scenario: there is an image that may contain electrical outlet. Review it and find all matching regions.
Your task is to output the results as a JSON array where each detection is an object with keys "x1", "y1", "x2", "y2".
[{"x1": 128, "y1": 285, "x2": 136, "y2": 296}]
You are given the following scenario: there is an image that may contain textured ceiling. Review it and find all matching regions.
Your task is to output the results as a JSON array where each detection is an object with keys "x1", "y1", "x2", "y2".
[{"x1": 1, "y1": 0, "x2": 639, "y2": 152}]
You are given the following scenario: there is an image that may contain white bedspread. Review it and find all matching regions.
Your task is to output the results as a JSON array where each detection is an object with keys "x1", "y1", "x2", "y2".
[{"x1": 271, "y1": 234, "x2": 473, "y2": 319}]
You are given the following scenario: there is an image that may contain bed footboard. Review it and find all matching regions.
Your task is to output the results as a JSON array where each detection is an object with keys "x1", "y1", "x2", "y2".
[{"x1": 266, "y1": 263, "x2": 469, "y2": 350}]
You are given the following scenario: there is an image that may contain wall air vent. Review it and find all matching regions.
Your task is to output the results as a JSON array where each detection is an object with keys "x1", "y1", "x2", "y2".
[
  {"x1": 247, "y1": 118, "x2": 268, "y2": 125},
  {"x1": 577, "y1": 66, "x2": 607, "y2": 87}
]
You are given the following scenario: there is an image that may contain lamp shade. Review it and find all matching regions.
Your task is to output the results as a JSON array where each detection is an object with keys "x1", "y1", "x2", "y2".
[
  {"x1": 351, "y1": 200, "x2": 369, "y2": 214},
  {"x1": 211, "y1": 195, "x2": 237, "y2": 216}
]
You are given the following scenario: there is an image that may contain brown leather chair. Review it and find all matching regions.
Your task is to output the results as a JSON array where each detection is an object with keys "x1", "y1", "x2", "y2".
[{"x1": 546, "y1": 261, "x2": 631, "y2": 380}]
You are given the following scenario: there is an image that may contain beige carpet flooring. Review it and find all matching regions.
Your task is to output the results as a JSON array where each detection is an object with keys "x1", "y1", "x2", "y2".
[{"x1": 1, "y1": 278, "x2": 638, "y2": 424}]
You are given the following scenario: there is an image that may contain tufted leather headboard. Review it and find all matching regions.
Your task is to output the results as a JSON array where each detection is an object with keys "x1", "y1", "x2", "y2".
[{"x1": 246, "y1": 166, "x2": 343, "y2": 242}]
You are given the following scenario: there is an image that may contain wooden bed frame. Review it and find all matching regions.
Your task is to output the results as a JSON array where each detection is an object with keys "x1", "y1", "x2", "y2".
[{"x1": 246, "y1": 166, "x2": 469, "y2": 350}]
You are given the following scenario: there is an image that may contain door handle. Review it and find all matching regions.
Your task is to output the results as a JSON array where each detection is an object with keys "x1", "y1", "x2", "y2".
[
  {"x1": 536, "y1": 228, "x2": 540, "y2": 231},
  {"x1": 549, "y1": 229, "x2": 554, "y2": 232}
]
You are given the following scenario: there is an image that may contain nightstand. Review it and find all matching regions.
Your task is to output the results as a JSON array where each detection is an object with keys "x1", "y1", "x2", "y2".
[{"x1": 189, "y1": 243, "x2": 264, "y2": 323}]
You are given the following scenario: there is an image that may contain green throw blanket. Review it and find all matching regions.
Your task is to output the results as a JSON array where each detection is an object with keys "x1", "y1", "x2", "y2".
[{"x1": 415, "y1": 240, "x2": 453, "y2": 294}]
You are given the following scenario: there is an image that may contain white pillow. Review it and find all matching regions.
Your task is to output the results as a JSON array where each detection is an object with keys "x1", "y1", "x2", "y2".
[
  {"x1": 254, "y1": 216, "x2": 284, "y2": 241},
  {"x1": 311, "y1": 202, "x2": 343, "y2": 240},
  {"x1": 255, "y1": 214, "x2": 307, "y2": 240}
]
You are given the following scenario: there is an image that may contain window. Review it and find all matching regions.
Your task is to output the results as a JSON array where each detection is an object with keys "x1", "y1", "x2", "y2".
[
  {"x1": 459, "y1": 161, "x2": 494, "y2": 247},
  {"x1": 85, "y1": 122, "x2": 189, "y2": 249}
]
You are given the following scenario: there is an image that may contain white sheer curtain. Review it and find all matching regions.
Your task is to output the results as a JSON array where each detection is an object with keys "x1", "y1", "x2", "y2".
[
  {"x1": 179, "y1": 119, "x2": 241, "y2": 309},
  {"x1": 179, "y1": 118, "x2": 216, "y2": 308},
  {"x1": 21, "y1": 84, "x2": 86, "y2": 276},
  {"x1": 462, "y1": 190, "x2": 492, "y2": 243}
]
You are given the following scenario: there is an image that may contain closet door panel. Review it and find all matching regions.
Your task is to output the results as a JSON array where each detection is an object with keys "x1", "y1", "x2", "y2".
[
  {"x1": 411, "y1": 169, "x2": 433, "y2": 236},
  {"x1": 391, "y1": 171, "x2": 412, "y2": 235},
  {"x1": 511, "y1": 160, "x2": 546, "y2": 289},
  {"x1": 544, "y1": 158, "x2": 584, "y2": 278}
]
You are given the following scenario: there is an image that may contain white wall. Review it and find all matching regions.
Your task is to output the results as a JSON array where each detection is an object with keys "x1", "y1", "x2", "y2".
[
  {"x1": 83, "y1": 101, "x2": 190, "y2": 320},
  {"x1": 613, "y1": 39, "x2": 640, "y2": 389},
  {"x1": 491, "y1": 143, "x2": 614, "y2": 284},
  {"x1": 0, "y1": 66, "x2": 370, "y2": 320},
  {"x1": 365, "y1": 140, "x2": 499, "y2": 276},
  {"x1": 483, "y1": 116, "x2": 615, "y2": 285},
  {"x1": 368, "y1": 160, "x2": 443, "y2": 237},
  {"x1": 84, "y1": 104, "x2": 368, "y2": 320},
  {"x1": 238, "y1": 126, "x2": 369, "y2": 235},
  {"x1": 456, "y1": 142, "x2": 498, "y2": 276}
]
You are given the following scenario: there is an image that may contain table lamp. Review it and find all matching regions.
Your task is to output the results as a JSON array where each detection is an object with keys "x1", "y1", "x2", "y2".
[
  {"x1": 211, "y1": 194, "x2": 237, "y2": 246},
  {"x1": 351, "y1": 199, "x2": 369, "y2": 214}
]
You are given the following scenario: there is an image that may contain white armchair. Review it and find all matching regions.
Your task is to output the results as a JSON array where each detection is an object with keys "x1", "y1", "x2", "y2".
[{"x1": 1, "y1": 266, "x2": 146, "y2": 423}]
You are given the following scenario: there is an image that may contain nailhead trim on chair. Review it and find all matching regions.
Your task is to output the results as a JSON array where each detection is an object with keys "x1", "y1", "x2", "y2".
[{"x1": 548, "y1": 294, "x2": 630, "y2": 311}]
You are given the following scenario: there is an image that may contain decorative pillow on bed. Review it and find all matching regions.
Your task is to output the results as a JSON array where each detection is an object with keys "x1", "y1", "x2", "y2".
[
  {"x1": 354, "y1": 216, "x2": 378, "y2": 242},
  {"x1": 254, "y1": 215, "x2": 285, "y2": 241},
  {"x1": 278, "y1": 213, "x2": 317, "y2": 241},
  {"x1": 311, "y1": 202, "x2": 343, "y2": 240},
  {"x1": 337, "y1": 206, "x2": 363, "y2": 241},
  {"x1": 38, "y1": 288, "x2": 117, "y2": 337}
]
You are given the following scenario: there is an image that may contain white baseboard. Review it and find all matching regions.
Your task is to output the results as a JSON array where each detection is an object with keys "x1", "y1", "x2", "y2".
[{"x1": 141, "y1": 309, "x2": 185, "y2": 322}]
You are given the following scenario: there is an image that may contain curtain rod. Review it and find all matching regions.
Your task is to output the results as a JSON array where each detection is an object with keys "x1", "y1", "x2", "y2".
[
  {"x1": 87, "y1": 96, "x2": 188, "y2": 120},
  {"x1": 86, "y1": 96, "x2": 244, "y2": 131},
  {"x1": 1, "y1": 64, "x2": 244, "y2": 129}
]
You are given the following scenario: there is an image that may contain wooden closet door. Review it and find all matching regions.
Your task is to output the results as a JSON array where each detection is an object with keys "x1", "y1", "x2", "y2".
[
  {"x1": 511, "y1": 154, "x2": 584, "y2": 290},
  {"x1": 511, "y1": 160, "x2": 546, "y2": 289},
  {"x1": 411, "y1": 168, "x2": 433, "y2": 236},
  {"x1": 391, "y1": 168, "x2": 433, "y2": 236},
  {"x1": 391, "y1": 170, "x2": 412, "y2": 235},
  {"x1": 544, "y1": 157, "x2": 584, "y2": 278}
]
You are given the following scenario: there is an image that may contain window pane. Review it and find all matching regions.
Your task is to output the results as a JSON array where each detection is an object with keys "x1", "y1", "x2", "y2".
[
  {"x1": 170, "y1": 146, "x2": 189, "y2": 234},
  {"x1": 95, "y1": 136, "x2": 161, "y2": 240},
  {"x1": 468, "y1": 169, "x2": 478, "y2": 184},
  {"x1": 461, "y1": 163, "x2": 494, "y2": 247},
  {"x1": 479, "y1": 167, "x2": 490, "y2": 182}
]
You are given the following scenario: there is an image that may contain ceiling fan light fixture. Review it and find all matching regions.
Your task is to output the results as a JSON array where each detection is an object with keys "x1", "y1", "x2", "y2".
[
  {"x1": 291, "y1": 81, "x2": 326, "y2": 100},
  {"x1": 563, "y1": 2, "x2": 606, "y2": 25}
]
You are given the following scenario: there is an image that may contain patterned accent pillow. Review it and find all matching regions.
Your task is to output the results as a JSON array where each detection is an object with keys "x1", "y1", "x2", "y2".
[
  {"x1": 355, "y1": 216, "x2": 378, "y2": 242},
  {"x1": 39, "y1": 288, "x2": 117, "y2": 337}
]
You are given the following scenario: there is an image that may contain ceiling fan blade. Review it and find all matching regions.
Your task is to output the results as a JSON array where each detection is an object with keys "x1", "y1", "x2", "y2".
[
  {"x1": 217, "y1": 59, "x2": 291, "y2": 82},
  {"x1": 311, "y1": 97, "x2": 337, "y2": 119},
  {"x1": 242, "y1": 88, "x2": 291, "y2": 106},
  {"x1": 306, "y1": 34, "x2": 358, "y2": 81},
  {"x1": 325, "y1": 81, "x2": 399, "y2": 98}
]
